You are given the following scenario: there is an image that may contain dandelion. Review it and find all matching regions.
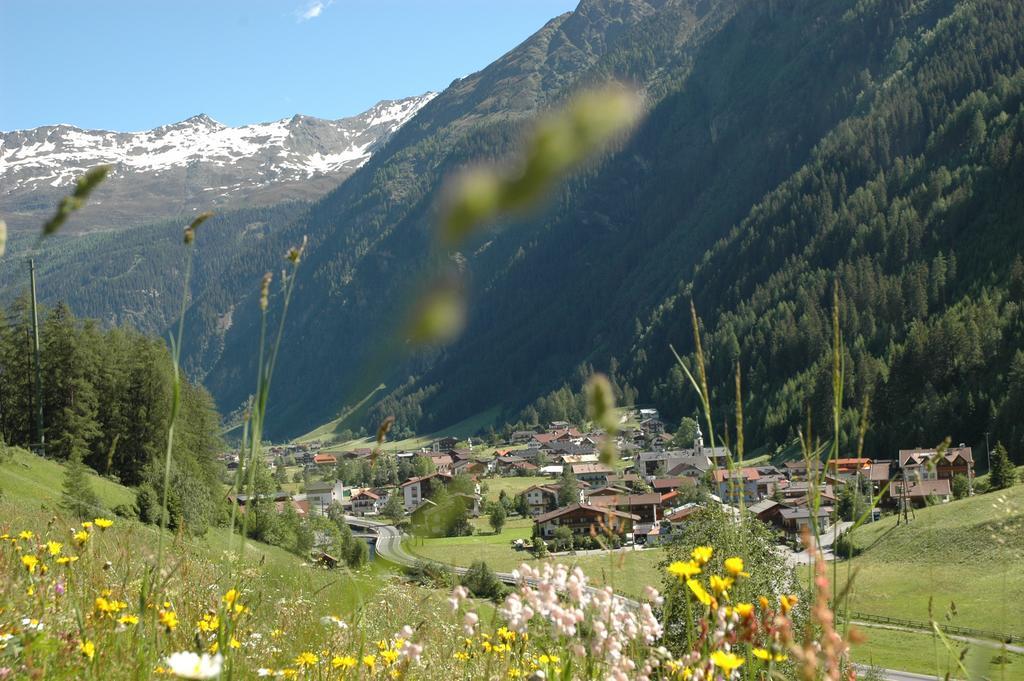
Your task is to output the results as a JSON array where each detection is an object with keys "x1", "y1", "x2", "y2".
[
  {"x1": 780, "y1": 594, "x2": 798, "y2": 614},
  {"x1": 79, "y1": 640, "x2": 95, "y2": 661},
  {"x1": 709, "y1": 575, "x2": 734, "y2": 597},
  {"x1": 734, "y1": 602, "x2": 754, "y2": 618},
  {"x1": 363, "y1": 654, "x2": 377, "y2": 671},
  {"x1": 332, "y1": 656, "x2": 357, "y2": 669},
  {"x1": 73, "y1": 530, "x2": 90, "y2": 545},
  {"x1": 710, "y1": 650, "x2": 744, "y2": 673},
  {"x1": 294, "y1": 652, "x2": 318, "y2": 667},
  {"x1": 20, "y1": 555, "x2": 39, "y2": 573},
  {"x1": 162, "y1": 652, "x2": 223, "y2": 679},
  {"x1": 159, "y1": 609, "x2": 179, "y2": 632},
  {"x1": 666, "y1": 560, "x2": 702, "y2": 580},
  {"x1": 724, "y1": 557, "x2": 749, "y2": 577},
  {"x1": 118, "y1": 615, "x2": 139, "y2": 626},
  {"x1": 81, "y1": 521, "x2": 93, "y2": 530},
  {"x1": 691, "y1": 546, "x2": 713, "y2": 565},
  {"x1": 18, "y1": 530, "x2": 33, "y2": 541},
  {"x1": 56, "y1": 556, "x2": 79, "y2": 565},
  {"x1": 46, "y1": 541, "x2": 63, "y2": 556},
  {"x1": 686, "y1": 579, "x2": 712, "y2": 606},
  {"x1": 94, "y1": 518, "x2": 113, "y2": 529},
  {"x1": 752, "y1": 647, "x2": 787, "y2": 662}
]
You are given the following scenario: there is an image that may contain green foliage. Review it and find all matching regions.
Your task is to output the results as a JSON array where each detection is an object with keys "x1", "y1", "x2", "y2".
[
  {"x1": 670, "y1": 417, "x2": 699, "y2": 449},
  {"x1": 989, "y1": 441, "x2": 1018, "y2": 490},
  {"x1": 951, "y1": 473, "x2": 970, "y2": 500},
  {"x1": 661, "y1": 505, "x2": 801, "y2": 654},
  {"x1": 380, "y1": 493, "x2": 405, "y2": 522},
  {"x1": 556, "y1": 468, "x2": 580, "y2": 507},
  {"x1": 551, "y1": 526, "x2": 574, "y2": 552},
  {"x1": 460, "y1": 560, "x2": 509, "y2": 602},
  {"x1": 532, "y1": 535, "x2": 548, "y2": 558},
  {"x1": 488, "y1": 502, "x2": 507, "y2": 534},
  {"x1": 59, "y1": 452, "x2": 101, "y2": 520}
]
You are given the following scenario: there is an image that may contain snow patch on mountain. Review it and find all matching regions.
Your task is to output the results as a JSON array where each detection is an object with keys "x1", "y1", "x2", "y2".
[{"x1": 0, "y1": 93, "x2": 437, "y2": 196}]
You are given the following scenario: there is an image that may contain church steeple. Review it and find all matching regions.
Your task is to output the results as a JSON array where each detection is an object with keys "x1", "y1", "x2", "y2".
[{"x1": 694, "y1": 423, "x2": 704, "y2": 452}]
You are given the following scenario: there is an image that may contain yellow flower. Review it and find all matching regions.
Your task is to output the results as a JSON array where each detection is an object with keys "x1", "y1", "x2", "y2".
[
  {"x1": 56, "y1": 555, "x2": 79, "y2": 565},
  {"x1": 46, "y1": 541, "x2": 63, "y2": 556},
  {"x1": 710, "y1": 650, "x2": 744, "y2": 673},
  {"x1": 229, "y1": 637, "x2": 241, "y2": 650},
  {"x1": 453, "y1": 651, "x2": 470, "y2": 662},
  {"x1": 197, "y1": 613, "x2": 220, "y2": 632},
  {"x1": 73, "y1": 530, "x2": 90, "y2": 545},
  {"x1": 709, "y1": 575, "x2": 734, "y2": 597},
  {"x1": 79, "y1": 640, "x2": 96, "y2": 660},
  {"x1": 118, "y1": 614, "x2": 139, "y2": 626},
  {"x1": 159, "y1": 609, "x2": 178, "y2": 631},
  {"x1": 686, "y1": 579, "x2": 712, "y2": 606},
  {"x1": 95, "y1": 597, "x2": 128, "y2": 616},
  {"x1": 724, "y1": 557, "x2": 749, "y2": 577},
  {"x1": 381, "y1": 649, "x2": 399, "y2": 665},
  {"x1": 363, "y1": 654, "x2": 377, "y2": 670},
  {"x1": 691, "y1": 545, "x2": 714, "y2": 565},
  {"x1": 333, "y1": 655, "x2": 357, "y2": 669},
  {"x1": 537, "y1": 654, "x2": 560, "y2": 665},
  {"x1": 780, "y1": 594, "x2": 798, "y2": 614},
  {"x1": 734, "y1": 602, "x2": 754, "y2": 618},
  {"x1": 81, "y1": 521, "x2": 94, "y2": 530},
  {"x1": 752, "y1": 647, "x2": 787, "y2": 662},
  {"x1": 19, "y1": 530, "x2": 34, "y2": 540},
  {"x1": 21, "y1": 554, "x2": 39, "y2": 573},
  {"x1": 223, "y1": 588, "x2": 240, "y2": 606},
  {"x1": 667, "y1": 560, "x2": 702, "y2": 580},
  {"x1": 295, "y1": 652, "x2": 318, "y2": 667},
  {"x1": 94, "y1": 518, "x2": 113, "y2": 529}
]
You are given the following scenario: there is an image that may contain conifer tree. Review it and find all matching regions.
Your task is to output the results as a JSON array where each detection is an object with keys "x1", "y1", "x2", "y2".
[
  {"x1": 989, "y1": 441, "x2": 1018, "y2": 490},
  {"x1": 60, "y1": 452, "x2": 101, "y2": 520}
]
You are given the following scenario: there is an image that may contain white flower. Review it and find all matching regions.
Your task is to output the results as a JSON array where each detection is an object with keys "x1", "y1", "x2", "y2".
[
  {"x1": 163, "y1": 651, "x2": 223, "y2": 679},
  {"x1": 320, "y1": 615, "x2": 348, "y2": 629}
]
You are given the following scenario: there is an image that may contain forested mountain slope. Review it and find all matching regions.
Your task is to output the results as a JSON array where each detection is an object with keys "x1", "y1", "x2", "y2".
[{"x1": 211, "y1": 0, "x2": 1024, "y2": 462}]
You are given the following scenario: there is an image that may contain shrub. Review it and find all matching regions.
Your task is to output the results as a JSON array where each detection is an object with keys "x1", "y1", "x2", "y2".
[{"x1": 461, "y1": 560, "x2": 508, "y2": 601}]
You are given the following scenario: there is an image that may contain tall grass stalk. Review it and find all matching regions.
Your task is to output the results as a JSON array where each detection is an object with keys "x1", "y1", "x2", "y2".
[
  {"x1": 235, "y1": 238, "x2": 307, "y2": 559},
  {"x1": 155, "y1": 213, "x2": 211, "y2": 586}
]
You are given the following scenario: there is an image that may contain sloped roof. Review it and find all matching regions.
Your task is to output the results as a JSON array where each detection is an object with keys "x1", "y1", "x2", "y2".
[{"x1": 534, "y1": 503, "x2": 640, "y2": 524}]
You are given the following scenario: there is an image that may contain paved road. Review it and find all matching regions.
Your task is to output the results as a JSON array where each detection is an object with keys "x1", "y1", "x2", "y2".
[{"x1": 852, "y1": 666, "x2": 949, "y2": 681}]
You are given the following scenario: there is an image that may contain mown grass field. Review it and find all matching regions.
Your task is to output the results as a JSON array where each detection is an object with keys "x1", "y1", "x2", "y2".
[
  {"x1": 841, "y1": 482, "x2": 1024, "y2": 638},
  {"x1": 849, "y1": 625, "x2": 1024, "y2": 679}
]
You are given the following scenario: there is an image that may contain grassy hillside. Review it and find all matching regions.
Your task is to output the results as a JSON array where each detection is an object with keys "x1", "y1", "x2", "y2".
[{"x1": 841, "y1": 483, "x2": 1024, "y2": 638}]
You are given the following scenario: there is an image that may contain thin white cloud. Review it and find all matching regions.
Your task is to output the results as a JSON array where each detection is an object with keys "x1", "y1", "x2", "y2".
[{"x1": 298, "y1": 1, "x2": 331, "y2": 22}]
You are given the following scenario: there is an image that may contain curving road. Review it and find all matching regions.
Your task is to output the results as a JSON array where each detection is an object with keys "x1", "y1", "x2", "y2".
[{"x1": 348, "y1": 517, "x2": 957, "y2": 681}]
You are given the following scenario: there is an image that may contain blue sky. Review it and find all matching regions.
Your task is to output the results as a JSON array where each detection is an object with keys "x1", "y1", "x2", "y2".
[{"x1": 0, "y1": 1, "x2": 578, "y2": 132}]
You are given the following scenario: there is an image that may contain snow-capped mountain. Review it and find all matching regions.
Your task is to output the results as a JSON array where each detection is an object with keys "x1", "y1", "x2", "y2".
[{"x1": 0, "y1": 93, "x2": 437, "y2": 232}]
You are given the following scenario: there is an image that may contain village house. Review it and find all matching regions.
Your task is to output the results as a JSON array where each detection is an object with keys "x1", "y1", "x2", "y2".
[
  {"x1": 349, "y1": 489, "x2": 383, "y2": 516},
  {"x1": 570, "y1": 462, "x2": 613, "y2": 486},
  {"x1": 435, "y1": 436, "x2": 459, "y2": 450},
  {"x1": 589, "y1": 492, "x2": 664, "y2": 525},
  {"x1": 493, "y1": 455, "x2": 538, "y2": 476},
  {"x1": 712, "y1": 468, "x2": 761, "y2": 505},
  {"x1": 778, "y1": 505, "x2": 832, "y2": 542},
  {"x1": 510, "y1": 429, "x2": 538, "y2": 444},
  {"x1": 651, "y1": 475, "x2": 700, "y2": 491},
  {"x1": 519, "y1": 484, "x2": 563, "y2": 516},
  {"x1": 313, "y1": 452, "x2": 337, "y2": 468},
  {"x1": 304, "y1": 480, "x2": 346, "y2": 516},
  {"x1": 898, "y1": 445, "x2": 975, "y2": 481},
  {"x1": 889, "y1": 478, "x2": 953, "y2": 509},
  {"x1": 825, "y1": 458, "x2": 872, "y2": 482},
  {"x1": 533, "y1": 504, "x2": 639, "y2": 540},
  {"x1": 400, "y1": 471, "x2": 453, "y2": 511}
]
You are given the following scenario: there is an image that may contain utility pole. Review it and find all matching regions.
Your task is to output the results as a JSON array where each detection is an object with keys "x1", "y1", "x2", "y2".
[
  {"x1": 985, "y1": 431, "x2": 991, "y2": 473},
  {"x1": 28, "y1": 258, "x2": 44, "y2": 456}
]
